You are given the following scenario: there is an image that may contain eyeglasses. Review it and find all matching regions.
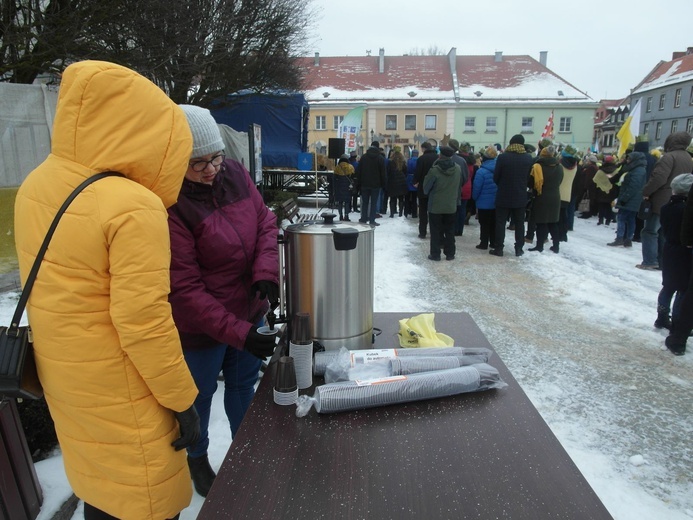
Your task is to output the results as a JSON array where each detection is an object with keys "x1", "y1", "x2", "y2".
[{"x1": 189, "y1": 153, "x2": 225, "y2": 172}]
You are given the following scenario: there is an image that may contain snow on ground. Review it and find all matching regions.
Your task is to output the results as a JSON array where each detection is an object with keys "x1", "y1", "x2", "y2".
[{"x1": 3, "y1": 210, "x2": 691, "y2": 519}]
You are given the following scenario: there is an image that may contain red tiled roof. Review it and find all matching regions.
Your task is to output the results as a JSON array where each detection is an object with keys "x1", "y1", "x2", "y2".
[
  {"x1": 297, "y1": 55, "x2": 452, "y2": 92},
  {"x1": 298, "y1": 53, "x2": 590, "y2": 102},
  {"x1": 456, "y1": 55, "x2": 552, "y2": 88},
  {"x1": 634, "y1": 52, "x2": 693, "y2": 93}
]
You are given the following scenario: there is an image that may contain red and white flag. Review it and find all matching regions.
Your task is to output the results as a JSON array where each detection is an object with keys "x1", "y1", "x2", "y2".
[{"x1": 541, "y1": 110, "x2": 554, "y2": 139}]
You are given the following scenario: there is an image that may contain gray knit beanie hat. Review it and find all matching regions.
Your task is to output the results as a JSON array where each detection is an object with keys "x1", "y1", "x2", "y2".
[
  {"x1": 178, "y1": 104, "x2": 225, "y2": 158},
  {"x1": 671, "y1": 173, "x2": 693, "y2": 195}
]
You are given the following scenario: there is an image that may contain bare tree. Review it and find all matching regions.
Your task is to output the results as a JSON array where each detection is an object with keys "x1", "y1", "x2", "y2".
[
  {"x1": 407, "y1": 46, "x2": 446, "y2": 56},
  {"x1": 1, "y1": 0, "x2": 314, "y2": 105},
  {"x1": 0, "y1": 0, "x2": 112, "y2": 83}
]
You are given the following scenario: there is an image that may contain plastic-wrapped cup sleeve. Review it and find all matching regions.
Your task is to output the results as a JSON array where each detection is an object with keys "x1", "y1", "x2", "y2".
[
  {"x1": 308, "y1": 364, "x2": 506, "y2": 414},
  {"x1": 313, "y1": 346, "x2": 492, "y2": 376}
]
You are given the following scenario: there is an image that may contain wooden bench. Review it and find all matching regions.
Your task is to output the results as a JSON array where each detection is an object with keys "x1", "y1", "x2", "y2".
[{"x1": 280, "y1": 198, "x2": 323, "y2": 226}]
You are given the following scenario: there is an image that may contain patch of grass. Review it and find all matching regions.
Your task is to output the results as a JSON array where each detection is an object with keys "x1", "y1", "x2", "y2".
[{"x1": 0, "y1": 188, "x2": 18, "y2": 274}]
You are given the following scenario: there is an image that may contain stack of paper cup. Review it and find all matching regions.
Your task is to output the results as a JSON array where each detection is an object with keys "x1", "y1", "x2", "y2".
[
  {"x1": 290, "y1": 312, "x2": 313, "y2": 390},
  {"x1": 273, "y1": 356, "x2": 298, "y2": 405}
]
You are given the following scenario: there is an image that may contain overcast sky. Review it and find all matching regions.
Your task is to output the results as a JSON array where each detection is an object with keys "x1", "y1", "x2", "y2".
[{"x1": 307, "y1": 0, "x2": 692, "y2": 102}]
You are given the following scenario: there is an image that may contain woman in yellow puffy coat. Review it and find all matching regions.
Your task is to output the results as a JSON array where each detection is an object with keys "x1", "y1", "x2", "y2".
[{"x1": 14, "y1": 61, "x2": 199, "y2": 519}]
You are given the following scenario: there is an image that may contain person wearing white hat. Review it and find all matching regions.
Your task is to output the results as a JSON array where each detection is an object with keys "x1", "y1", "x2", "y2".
[{"x1": 167, "y1": 105, "x2": 280, "y2": 496}]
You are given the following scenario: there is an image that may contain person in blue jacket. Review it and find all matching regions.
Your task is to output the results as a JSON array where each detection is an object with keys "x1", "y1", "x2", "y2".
[
  {"x1": 607, "y1": 151, "x2": 647, "y2": 248},
  {"x1": 405, "y1": 149, "x2": 419, "y2": 217},
  {"x1": 472, "y1": 146, "x2": 498, "y2": 249}
]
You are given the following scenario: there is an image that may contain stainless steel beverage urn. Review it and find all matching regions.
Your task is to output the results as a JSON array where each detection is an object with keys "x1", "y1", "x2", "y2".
[{"x1": 282, "y1": 214, "x2": 374, "y2": 350}]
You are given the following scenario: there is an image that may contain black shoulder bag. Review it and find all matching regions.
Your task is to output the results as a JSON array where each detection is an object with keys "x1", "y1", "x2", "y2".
[{"x1": 0, "y1": 172, "x2": 124, "y2": 400}]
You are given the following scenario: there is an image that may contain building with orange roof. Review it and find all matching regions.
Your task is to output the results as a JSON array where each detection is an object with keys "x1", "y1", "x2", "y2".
[{"x1": 298, "y1": 48, "x2": 598, "y2": 158}]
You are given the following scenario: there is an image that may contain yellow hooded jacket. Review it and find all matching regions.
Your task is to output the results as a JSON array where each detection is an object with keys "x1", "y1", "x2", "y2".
[{"x1": 14, "y1": 61, "x2": 198, "y2": 519}]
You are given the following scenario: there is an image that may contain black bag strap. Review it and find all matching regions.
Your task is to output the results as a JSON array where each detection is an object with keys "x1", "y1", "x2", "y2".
[{"x1": 9, "y1": 172, "x2": 125, "y2": 335}]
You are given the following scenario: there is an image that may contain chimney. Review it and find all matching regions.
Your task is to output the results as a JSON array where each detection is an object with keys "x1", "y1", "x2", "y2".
[
  {"x1": 688, "y1": 47, "x2": 693, "y2": 55},
  {"x1": 494, "y1": 51, "x2": 503, "y2": 63},
  {"x1": 539, "y1": 51, "x2": 548, "y2": 66},
  {"x1": 672, "y1": 51, "x2": 685, "y2": 60},
  {"x1": 379, "y1": 48, "x2": 385, "y2": 73},
  {"x1": 314, "y1": 52, "x2": 319, "y2": 66},
  {"x1": 448, "y1": 47, "x2": 457, "y2": 74}
]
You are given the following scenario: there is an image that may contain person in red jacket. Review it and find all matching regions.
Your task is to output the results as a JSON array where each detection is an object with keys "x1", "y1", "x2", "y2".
[{"x1": 167, "y1": 105, "x2": 279, "y2": 497}]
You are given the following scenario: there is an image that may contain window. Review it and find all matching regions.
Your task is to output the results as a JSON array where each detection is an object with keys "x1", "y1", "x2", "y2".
[
  {"x1": 687, "y1": 118, "x2": 693, "y2": 135},
  {"x1": 655, "y1": 122, "x2": 662, "y2": 140},
  {"x1": 521, "y1": 117, "x2": 533, "y2": 132},
  {"x1": 671, "y1": 120, "x2": 678, "y2": 133},
  {"x1": 659, "y1": 94, "x2": 665, "y2": 110},
  {"x1": 646, "y1": 97, "x2": 652, "y2": 112},
  {"x1": 405, "y1": 115, "x2": 416, "y2": 130},
  {"x1": 690, "y1": 87, "x2": 693, "y2": 105},
  {"x1": 425, "y1": 115, "x2": 437, "y2": 130},
  {"x1": 464, "y1": 117, "x2": 475, "y2": 132},
  {"x1": 559, "y1": 117, "x2": 572, "y2": 132},
  {"x1": 333, "y1": 115, "x2": 344, "y2": 130},
  {"x1": 485, "y1": 117, "x2": 497, "y2": 132},
  {"x1": 643, "y1": 123, "x2": 650, "y2": 136},
  {"x1": 674, "y1": 88, "x2": 682, "y2": 108},
  {"x1": 315, "y1": 116, "x2": 326, "y2": 130},
  {"x1": 385, "y1": 115, "x2": 397, "y2": 131}
]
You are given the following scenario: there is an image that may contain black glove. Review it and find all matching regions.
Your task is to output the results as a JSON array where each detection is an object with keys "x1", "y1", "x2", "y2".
[
  {"x1": 243, "y1": 327, "x2": 277, "y2": 359},
  {"x1": 251, "y1": 280, "x2": 279, "y2": 304},
  {"x1": 171, "y1": 405, "x2": 201, "y2": 451}
]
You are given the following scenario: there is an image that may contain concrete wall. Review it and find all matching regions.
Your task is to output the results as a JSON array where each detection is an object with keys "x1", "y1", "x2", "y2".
[{"x1": 0, "y1": 84, "x2": 57, "y2": 188}]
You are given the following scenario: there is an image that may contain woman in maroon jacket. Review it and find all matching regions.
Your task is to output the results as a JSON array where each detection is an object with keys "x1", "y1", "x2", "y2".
[{"x1": 167, "y1": 105, "x2": 279, "y2": 497}]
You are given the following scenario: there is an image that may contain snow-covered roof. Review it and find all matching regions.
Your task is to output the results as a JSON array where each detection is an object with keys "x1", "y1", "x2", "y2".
[
  {"x1": 298, "y1": 53, "x2": 593, "y2": 104},
  {"x1": 632, "y1": 52, "x2": 693, "y2": 94}
]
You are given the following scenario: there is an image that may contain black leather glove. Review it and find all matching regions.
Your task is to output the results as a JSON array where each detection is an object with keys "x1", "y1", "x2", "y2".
[
  {"x1": 243, "y1": 327, "x2": 277, "y2": 359},
  {"x1": 171, "y1": 405, "x2": 201, "y2": 451},
  {"x1": 251, "y1": 280, "x2": 279, "y2": 304}
]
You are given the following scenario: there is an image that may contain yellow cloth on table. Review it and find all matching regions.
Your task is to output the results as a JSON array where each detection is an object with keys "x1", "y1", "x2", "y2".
[{"x1": 398, "y1": 313, "x2": 454, "y2": 348}]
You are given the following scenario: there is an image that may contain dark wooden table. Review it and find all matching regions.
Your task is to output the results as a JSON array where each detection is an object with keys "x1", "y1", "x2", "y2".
[{"x1": 199, "y1": 312, "x2": 613, "y2": 519}]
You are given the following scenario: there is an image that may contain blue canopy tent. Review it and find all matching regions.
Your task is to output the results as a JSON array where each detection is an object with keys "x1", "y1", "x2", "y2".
[{"x1": 210, "y1": 92, "x2": 309, "y2": 169}]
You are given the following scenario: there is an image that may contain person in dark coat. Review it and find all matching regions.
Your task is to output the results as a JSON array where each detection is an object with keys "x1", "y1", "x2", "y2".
[
  {"x1": 405, "y1": 150, "x2": 419, "y2": 217},
  {"x1": 355, "y1": 141, "x2": 387, "y2": 226},
  {"x1": 386, "y1": 150, "x2": 408, "y2": 217},
  {"x1": 414, "y1": 142, "x2": 439, "y2": 238},
  {"x1": 631, "y1": 140, "x2": 657, "y2": 241},
  {"x1": 592, "y1": 156, "x2": 619, "y2": 225},
  {"x1": 607, "y1": 151, "x2": 647, "y2": 247},
  {"x1": 333, "y1": 154, "x2": 355, "y2": 221},
  {"x1": 655, "y1": 173, "x2": 693, "y2": 331},
  {"x1": 448, "y1": 139, "x2": 472, "y2": 235},
  {"x1": 349, "y1": 150, "x2": 359, "y2": 211},
  {"x1": 527, "y1": 145, "x2": 564, "y2": 253},
  {"x1": 639, "y1": 131, "x2": 693, "y2": 270},
  {"x1": 575, "y1": 155, "x2": 598, "y2": 220},
  {"x1": 492, "y1": 134, "x2": 534, "y2": 257}
]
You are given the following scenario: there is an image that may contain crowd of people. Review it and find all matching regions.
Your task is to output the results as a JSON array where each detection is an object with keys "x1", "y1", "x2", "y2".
[{"x1": 340, "y1": 131, "x2": 693, "y2": 358}]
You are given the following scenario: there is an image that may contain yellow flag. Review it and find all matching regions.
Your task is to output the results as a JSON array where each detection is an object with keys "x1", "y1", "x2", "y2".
[{"x1": 616, "y1": 99, "x2": 642, "y2": 158}]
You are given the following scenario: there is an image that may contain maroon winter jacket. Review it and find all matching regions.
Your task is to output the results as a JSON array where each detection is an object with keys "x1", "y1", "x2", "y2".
[{"x1": 167, "y1": 159, "x2": 278, "y2": 350}]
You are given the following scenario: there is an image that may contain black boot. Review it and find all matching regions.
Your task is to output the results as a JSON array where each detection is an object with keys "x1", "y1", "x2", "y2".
[
  {"x1": 654, "y1": 306, "x2": 671, "y2": 330},
  {"x1": 188, "y1": 455, "x2": 216, "y2": 497}
]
